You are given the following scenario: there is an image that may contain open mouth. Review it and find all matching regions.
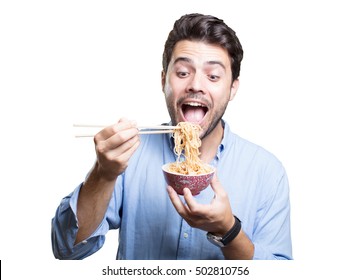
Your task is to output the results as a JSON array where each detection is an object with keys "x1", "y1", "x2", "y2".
[{"x1": 181, "y1": 101, "x2": 208, "y2": 124}]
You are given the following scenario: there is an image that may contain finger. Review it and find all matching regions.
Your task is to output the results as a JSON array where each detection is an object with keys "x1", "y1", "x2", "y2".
[
  {"x1": 96, "y1": 126, "x2": 139, "y2": 155},
  {"x1": 210, "y1": 173, "x2": 225, "y2": 196},
  {"x1": 109, "y1": 137, "x2": 141, "y2": 166},
  {"x1": 95, "y1": 118, "x2": 137, "y2": 142},
  {"x1": 105, "y1": 134, "x2": 140, "y2": 160},
  {"x1": 167, "y1": 186, "x2": 188, "y2": 217},
  {"x1": 183, "y1": 188, "x2": 208, "y2": 216},
  {"x1": 109, "y1": 129, "x2": 140, "y2": 152}
]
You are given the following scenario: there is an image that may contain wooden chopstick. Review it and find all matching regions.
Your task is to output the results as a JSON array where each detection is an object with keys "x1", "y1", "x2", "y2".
[
  {"x1": 137, "y1": 125, "x2": 178, "y2": 130},
  {"x1": 73, "y1": 124, "x2": 178, "y2": 137},
  {"x1": 138, "y1": 129, "x2": 175, "y2": 135},
  {"x1": 73, "y1": 124, "x2": 178, "y2": 129}
]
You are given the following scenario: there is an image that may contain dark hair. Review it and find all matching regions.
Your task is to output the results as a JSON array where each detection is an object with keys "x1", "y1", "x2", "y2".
[{"x1": 162, "y1": 13, "x2": 244, "y2": 81}]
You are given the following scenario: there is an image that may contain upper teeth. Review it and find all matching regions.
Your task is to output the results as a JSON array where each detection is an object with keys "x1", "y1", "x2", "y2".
[{"x1": 185, "y1": 102, "x2": 205, "y2": 107}]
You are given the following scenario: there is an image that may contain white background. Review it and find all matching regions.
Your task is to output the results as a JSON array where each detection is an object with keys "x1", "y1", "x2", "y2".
[{"x1": 1, "y1": 0, "x2": 348, "y2": 279}]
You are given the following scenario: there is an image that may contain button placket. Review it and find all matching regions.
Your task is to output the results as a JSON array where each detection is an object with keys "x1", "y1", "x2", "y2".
[{"x1": 176, "y1": 219, "x2": 192, "y2": 259}]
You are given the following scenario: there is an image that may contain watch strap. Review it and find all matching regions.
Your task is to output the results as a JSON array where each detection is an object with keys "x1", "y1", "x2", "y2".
[
  {"x1": 221, "y1": 215, "x2": 241, "y2": 246},
  {"x1": 207, "y1": 216, "x2": 242, "y2": 247}
]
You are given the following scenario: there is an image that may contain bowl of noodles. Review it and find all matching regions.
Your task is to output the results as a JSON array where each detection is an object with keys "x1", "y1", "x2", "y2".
[
  {"x1": 162, "y1": 122, "x2": 215, "y2": 195},
  {"x1": 162, "y1": 162, "x2": 215, "y2": 195}
]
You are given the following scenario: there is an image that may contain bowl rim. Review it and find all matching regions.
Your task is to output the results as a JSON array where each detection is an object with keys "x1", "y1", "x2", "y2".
[{"x1": 162, "y1": 162, "x2": 215, "y2": 177}]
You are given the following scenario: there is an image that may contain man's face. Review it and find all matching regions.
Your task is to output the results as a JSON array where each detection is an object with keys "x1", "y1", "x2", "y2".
[{"x1": 162, "y1": 40, "x2": 239, "y2": 139}]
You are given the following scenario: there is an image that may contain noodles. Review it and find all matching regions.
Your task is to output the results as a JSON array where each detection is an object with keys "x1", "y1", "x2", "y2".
[{"x1": 168, "y1": 122, "x2": 212, "y2": 175}]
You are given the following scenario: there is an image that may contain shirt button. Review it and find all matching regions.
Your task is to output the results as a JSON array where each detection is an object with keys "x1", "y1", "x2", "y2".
[
  {"x1": 82, "y1": 240, "x2": 88, "y2": 244},
  {"x1": 183, "y1": 233, "x2": 189, "y2": 238}
]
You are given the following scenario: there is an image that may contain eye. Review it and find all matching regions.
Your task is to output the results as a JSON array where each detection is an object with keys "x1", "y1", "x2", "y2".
[
  {"x1": 177, "y1": 71, "x2": 190, "y2": 78},
  {"x1": 208, "y1": 74, "x2": 220, "y2": 81}
]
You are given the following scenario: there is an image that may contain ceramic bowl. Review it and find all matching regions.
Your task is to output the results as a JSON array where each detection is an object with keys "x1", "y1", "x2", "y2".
[{"x1": 162, "y1": 163, "x2": 215, "y2": 195}]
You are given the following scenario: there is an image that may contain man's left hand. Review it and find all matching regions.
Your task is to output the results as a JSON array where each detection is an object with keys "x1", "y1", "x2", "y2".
[{"x1": 167, "y1": 173, "x2": 235, "y2": 236}]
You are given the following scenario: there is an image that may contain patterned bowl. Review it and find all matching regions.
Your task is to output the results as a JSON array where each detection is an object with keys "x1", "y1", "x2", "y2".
[{"x1": 162, "y1": 163, "x2": 215, "y2": 195}]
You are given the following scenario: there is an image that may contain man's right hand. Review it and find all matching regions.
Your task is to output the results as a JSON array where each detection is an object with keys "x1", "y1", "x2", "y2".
[
  {"x1": 93, "y1": 118, "x2": 140, "y2": 181},
  {"x1": 74, "y1": 118, "x2": 140, "y2": 245}
]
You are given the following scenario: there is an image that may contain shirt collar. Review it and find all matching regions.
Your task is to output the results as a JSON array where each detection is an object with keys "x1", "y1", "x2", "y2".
[{"x1": 217, "y1": 119, "x2": 227, "y2": 158}]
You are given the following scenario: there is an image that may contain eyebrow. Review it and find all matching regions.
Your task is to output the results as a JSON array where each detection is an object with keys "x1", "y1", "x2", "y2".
[{"x1": 173, "y1": 57, "x2": 226, "y2": 70}]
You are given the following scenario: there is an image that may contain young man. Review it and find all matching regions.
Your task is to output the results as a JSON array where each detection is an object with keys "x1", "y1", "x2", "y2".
[{"x1": 52, "y1": 13, "x2": 292, "y2": 260}]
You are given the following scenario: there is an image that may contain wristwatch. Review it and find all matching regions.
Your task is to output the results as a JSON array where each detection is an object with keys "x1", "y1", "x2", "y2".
[{"x1": 207, "y1": 216, "x2": 241, "y2": 247}]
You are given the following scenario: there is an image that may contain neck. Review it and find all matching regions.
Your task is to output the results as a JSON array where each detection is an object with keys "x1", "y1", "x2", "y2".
[{"x1": 199, "y1": 121, "x2": 224, "y2": 163}]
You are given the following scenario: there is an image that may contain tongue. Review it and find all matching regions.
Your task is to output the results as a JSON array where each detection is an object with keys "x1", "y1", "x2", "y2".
[{"x1": 183, "y1": 107, "x2": 205, "y2": 123}]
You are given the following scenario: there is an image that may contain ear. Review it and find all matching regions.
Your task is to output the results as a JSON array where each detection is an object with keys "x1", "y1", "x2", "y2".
[
  {"x1": 229, "y1": 78, "x2": 240, "y2": 101},
  {"x1": 161, "y1": 71, "x2": 166, "y2": 92}
]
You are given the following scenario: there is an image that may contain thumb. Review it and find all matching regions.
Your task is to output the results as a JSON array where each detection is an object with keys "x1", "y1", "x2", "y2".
[{"x1": 210, "y1": 172, "x2": 224, "y2": 195}]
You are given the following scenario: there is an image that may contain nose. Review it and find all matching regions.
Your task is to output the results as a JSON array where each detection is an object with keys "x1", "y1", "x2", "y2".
[{"x1": 186, "y1": 73, "x2": 205, "y2": 94}]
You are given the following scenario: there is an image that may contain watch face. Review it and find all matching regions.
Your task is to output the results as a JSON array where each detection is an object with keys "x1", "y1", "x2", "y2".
[{"x1": 207, "y1": 232, "x2": 225, "y2": 248}]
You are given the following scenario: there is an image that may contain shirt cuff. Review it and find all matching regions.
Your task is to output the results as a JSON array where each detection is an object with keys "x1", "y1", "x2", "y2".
[{"x1": 253, "y1": 242, "x2": 292, "y2": 260}]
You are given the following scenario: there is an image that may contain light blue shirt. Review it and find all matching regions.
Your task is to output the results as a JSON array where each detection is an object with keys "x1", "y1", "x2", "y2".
[{"x1": 51, "y1": 121, "x2": 292, "y2": 260}]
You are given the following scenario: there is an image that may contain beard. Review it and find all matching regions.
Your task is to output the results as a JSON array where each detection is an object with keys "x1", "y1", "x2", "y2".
[{"x1": 200, "y1": 101, "x2": 228, "y2": 139}]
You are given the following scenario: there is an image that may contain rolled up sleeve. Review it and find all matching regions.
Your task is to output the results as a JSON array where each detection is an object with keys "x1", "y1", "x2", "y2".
[
  {"x1": 252, "y1": 166, "x2": 293, "y2": 260},
  {"x1": 51, "y1": 184, "x2": 108, "y2": 260}
]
